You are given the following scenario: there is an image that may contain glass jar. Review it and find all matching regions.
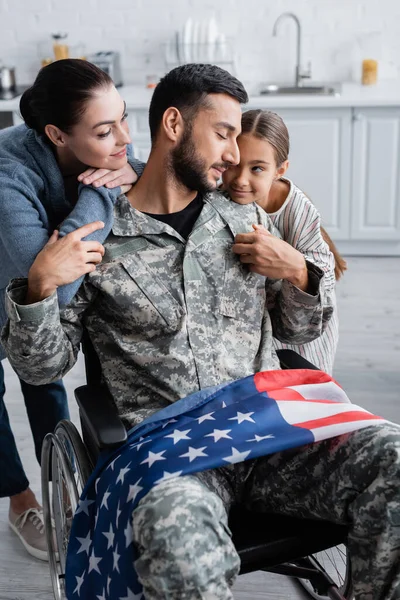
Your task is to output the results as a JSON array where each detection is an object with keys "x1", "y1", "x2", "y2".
[{"x1": 52, "y1": 33, "x2": 69, "y2": 61}]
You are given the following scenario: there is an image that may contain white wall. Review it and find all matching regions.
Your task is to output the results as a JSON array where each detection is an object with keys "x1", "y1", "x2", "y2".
[{"x1": 1, "y1": 0, "x2": 399, "y2": 92}]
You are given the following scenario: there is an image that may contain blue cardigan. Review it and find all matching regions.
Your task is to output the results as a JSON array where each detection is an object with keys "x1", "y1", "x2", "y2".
[{"x1": 0, "y1": 124, "x2": 144, "y2": 359}]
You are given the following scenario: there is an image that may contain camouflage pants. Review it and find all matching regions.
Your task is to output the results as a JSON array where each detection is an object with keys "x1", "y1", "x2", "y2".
[{"x1": 132, "y1": 423, "x2": 400, "y2": 600}]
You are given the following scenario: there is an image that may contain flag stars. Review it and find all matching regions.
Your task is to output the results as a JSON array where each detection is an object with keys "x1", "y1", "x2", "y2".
[
  {"x1": 116, "y1": 500, "x2": 122, "y2": 528},
  {"x1": 113, "y1": 547, "x2": 121, "y2": 573},
  {"x1": 119, "y1": 588, "x2": 144, "y2": 600},
  {"x1": 75, "y1": 498, "x2": 95, "y2": 516},
  {"x1": 73, "y1": 570, "x2": 85, "y2": 596},
  {"x1": 164, "y1": 428, "x2": 191, "y2": 444},
  {"x1": 228, "y1": 411, "x2": 255, "y2": 424},
  {"x1": 88, "y1": 549, "x2": 102, "y2": 574},
  {"x1": 124, "y1": 519, "x2": 133, "y2": 548},
  {"x1": 140, "y1": 450, "x2": 167, "y2": 468},
  {"x1": 76, "y1": 531, "x2": 92, "y2": 555},
  {"x1": 102, "y1": 523, "x2": 115, "y2": 550},
  {"x1": 106, "y1": 456, "x2": 119, "y2": 471},
  {"x1": 127, "y1": 479, "x2": 144, "y2": 504},
  {"x1": 161, "y1": 418, "x2": 178, "y2": 429},
  {"x1": 197, "y1": 412, "x2": 215, "y2": 424},
  {"x1": 132, "y1": 436, "x2": 152, "y2": 451},
  {"x1": 247, "y1": 434, "x2": 275, "y2": 442},
  {"x1": 205, "y1": 428, "x2": 232, "y2": 442},
  {"x1": 116, "y1": 462, "x2": 132, "y2": 485},
  {"x1": 223, "y1": 447, "x2": 251, "y2": 465},
  {"x1": 100, "y1": 486, "x2": 111, "y2": 510},
  {"x1": 179, "y1": 446, "x2": 208, "y2": 463}
]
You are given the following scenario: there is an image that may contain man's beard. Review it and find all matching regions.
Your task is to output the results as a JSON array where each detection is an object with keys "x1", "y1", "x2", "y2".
[{"x1": 170, "y1": 126, "x2": 218, "y2": 195}]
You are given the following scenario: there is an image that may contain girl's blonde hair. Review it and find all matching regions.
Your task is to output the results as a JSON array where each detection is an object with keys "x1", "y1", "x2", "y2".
[{"x1": 241, "y1": 109, "x2": 290, "y2": 166}]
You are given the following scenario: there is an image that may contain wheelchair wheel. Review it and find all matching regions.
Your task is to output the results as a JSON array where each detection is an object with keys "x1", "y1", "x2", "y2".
[
  {"x1": 297, "y1": 544, "x2": 353, "y2": 600},
  {"x1": 41, "y1": 421, "x2": 92, "y2": 600},
  {"x1": 55, "y1": 420, "x2": 93, "y2": 495}
]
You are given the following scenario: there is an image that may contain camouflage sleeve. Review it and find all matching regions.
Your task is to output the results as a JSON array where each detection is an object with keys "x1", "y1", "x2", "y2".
[
  {"x1": 266, "y1": 261, "x2": 334, "y2": 345},
  {"x1": 1, "y1": 278, "x2": 95, "y2": 385}
]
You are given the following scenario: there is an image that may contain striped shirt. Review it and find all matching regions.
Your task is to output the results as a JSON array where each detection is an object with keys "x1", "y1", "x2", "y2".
[{"x1": 269, "y1": 178, "x2": 338, "y2": 374}]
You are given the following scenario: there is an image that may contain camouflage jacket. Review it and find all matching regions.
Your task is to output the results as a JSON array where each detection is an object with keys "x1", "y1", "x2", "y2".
[{"x1": 2, "y1": 192, "x2": 333, "y2": 427}]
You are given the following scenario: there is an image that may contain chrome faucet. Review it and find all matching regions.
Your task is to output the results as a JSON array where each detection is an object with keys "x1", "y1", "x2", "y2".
[{"x1": 272, "y1": 12, "x2": 311, "y2": 87}]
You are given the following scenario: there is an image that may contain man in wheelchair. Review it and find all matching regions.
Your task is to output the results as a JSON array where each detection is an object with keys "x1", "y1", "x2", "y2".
[{"x1": 3, "y1": 64, "x2": 400, "y2": 600}]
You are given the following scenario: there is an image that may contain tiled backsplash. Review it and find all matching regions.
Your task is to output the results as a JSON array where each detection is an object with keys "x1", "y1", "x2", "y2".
[{"x1": 1, "y1": 0, "x2": 399, "y2": 91}]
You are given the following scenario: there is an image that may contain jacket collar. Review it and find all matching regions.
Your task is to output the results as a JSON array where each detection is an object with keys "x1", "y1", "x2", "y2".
[
  {"x1": 111, "y1": 190, "x2": 275, "y2": 241},
  {"x1": 112, "y1": 192, "x2": 227, "y2": 239}
]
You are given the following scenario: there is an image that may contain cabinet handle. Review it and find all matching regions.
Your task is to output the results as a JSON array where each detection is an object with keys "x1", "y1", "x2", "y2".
[{"x1": 353, "y1": 113, "x2": 364, "y2": 121}]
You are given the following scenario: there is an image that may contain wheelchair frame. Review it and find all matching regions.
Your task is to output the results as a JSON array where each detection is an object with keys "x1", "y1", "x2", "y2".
[{"x1": 41, "y1": 341, "x2": 353, "y2": 600}]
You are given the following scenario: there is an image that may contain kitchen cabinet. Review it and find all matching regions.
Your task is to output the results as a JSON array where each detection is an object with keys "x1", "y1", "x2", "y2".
[
  {"x1": 128, "y1": 110, "x2": 151, "y2": 162},
  {"x1": 252, "y1": 107, "x2": 353, "y2": 240},
  {"x1": 351, "y1": 107, "x2": 400, "y2": 241}
]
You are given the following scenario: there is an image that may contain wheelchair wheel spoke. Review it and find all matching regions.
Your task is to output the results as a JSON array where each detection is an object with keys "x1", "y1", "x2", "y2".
[{"x1": 296, "y1": 543, "x2": 353, "y2": 600}]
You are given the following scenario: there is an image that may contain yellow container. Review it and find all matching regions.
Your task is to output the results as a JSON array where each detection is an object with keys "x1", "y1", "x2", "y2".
[
  {"x1": 362, "y1": 59, "x2": 378, "y2": 85},
  {"x1": 53, "y1": 42, "x2": 69, "y2": 61},
  {"x1": 41, "y1": 58, "x2": 53, "y2": 68}
]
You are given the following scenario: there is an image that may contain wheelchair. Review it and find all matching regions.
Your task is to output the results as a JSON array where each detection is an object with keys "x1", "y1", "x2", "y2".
[{"x1": 41, "y1": 337, "x2": 353, "y2": 600}]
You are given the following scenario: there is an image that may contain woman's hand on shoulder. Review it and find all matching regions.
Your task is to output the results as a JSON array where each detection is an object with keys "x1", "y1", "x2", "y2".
[
  {"x1": 77, "y1": 163, "x2": 138, "y2": 194},
  {"x1": 26, "y1": 221, "x2": 105, "y2": 304}
]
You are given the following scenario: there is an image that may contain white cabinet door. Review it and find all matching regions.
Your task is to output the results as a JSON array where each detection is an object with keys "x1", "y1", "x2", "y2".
[
  {"x1": 264, "y1": 108, "x2": 352, "y2": 240},
  {"x1": 128, "y1": 110, "x2": 151, "y2": 161},
  {"x1": 351, "y1": 108, "x2": 400, "y2": 240}
]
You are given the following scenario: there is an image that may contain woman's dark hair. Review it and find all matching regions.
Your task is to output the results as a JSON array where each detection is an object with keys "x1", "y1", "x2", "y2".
[
  {"x1": 20, "y1": 58, "x2": 113, "y2": 135},
  {"x1": 241, "y1": 109, "x2": 290, "y2": 166},
  {"x1": 149, "y1": 63, "x2": 248, "y2": 142}
]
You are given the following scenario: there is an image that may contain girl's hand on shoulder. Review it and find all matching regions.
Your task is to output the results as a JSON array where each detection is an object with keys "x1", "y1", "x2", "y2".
[
  {"x1": 26, "y1": 221, "x2": 106, "y2": 304},
  {"x1": 77, "y1": 163, "x2": 138, "y2": 189}
]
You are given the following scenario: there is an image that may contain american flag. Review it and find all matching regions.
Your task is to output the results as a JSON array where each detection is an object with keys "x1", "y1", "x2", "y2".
[{"x1": 65, "y1": 369, "x2": 383, "y2": 599}]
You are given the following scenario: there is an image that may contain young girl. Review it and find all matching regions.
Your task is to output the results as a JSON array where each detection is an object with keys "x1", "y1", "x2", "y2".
[{"x1": 222, "y1": 109, "x2": 347, "y2": 374}]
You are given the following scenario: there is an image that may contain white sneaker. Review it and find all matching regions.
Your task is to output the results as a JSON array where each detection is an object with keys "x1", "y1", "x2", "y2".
[{"x1": 9, "y1": 507, "x2": 49, "y2": 561}]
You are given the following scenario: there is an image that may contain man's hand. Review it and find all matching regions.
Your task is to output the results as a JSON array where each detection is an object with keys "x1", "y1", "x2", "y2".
[
  {"x1": 232, "y1": 224, "x2": 309, "y2": 291},
  {"x1": 26, "y1": 221, "x2": 106, "y2": 304},
  {"x1": 77, "y1": 163, "x2": 138, "y2": 192}
]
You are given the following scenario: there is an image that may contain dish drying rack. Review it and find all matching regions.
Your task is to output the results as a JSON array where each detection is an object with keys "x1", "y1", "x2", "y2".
[{"x1": 163, "y1": 39, "x2": 236, "y2": 74}]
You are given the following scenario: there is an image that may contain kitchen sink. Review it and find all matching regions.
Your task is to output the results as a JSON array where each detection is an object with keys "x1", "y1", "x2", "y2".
[{"x1": 259, "y1": 84, "x2": 341, "y2": 96}]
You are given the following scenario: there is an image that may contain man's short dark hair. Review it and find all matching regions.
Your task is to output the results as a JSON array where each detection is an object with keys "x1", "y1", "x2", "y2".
[{"x1": 149, "y1": 63, "x2": 249, "y2": 142}]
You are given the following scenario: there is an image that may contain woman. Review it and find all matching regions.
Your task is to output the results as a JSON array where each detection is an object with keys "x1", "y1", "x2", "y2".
[{"x1": 0, "y1": 58, "x2": 143, "y2": 560}]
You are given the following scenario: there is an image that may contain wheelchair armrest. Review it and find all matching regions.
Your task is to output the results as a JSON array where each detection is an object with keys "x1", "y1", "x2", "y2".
[
  {"x1": 74, "y1": 384, "x2": 127, "y2": 449},
  {"x1": 276, "y1": 348, "x2": 320, "y2": 371}
]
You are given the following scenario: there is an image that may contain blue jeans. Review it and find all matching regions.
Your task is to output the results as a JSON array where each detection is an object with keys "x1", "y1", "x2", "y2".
[{"x1": 0, "y1": 361, "x2": 69, "y2": 497}]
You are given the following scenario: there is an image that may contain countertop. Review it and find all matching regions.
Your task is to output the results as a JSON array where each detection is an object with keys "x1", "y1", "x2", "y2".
[{"x1": 2, "y1": 80, "x2": 400, "y2": 113}]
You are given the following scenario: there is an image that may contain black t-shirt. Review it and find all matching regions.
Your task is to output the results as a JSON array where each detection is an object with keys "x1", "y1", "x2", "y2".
[{"x1": 143, "y1": 195, "x2": 204, "y2": 239}]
